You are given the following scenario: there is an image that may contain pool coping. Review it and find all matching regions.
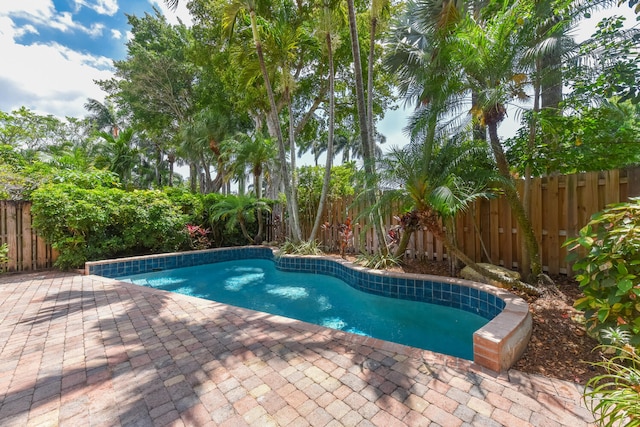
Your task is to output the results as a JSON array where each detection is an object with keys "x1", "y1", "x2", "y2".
[{"x1": 85, "y1": 246, "x2": 532, "y2": 373}]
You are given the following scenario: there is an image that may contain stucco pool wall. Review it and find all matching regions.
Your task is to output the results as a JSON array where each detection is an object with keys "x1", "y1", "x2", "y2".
[{"x1": 85, "y1": 246, "x2": 532, "y2": 372}]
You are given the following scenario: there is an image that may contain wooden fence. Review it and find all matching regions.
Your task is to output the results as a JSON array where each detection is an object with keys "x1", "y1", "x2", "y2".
[
  {"x1": 304, "y1": 166, "x2": 640, "y2": 276},
  {"x1": 2, "y1": 166, "x2": 639, "y2": 275},
  {"x1": 0, "y1": 200, "x2": 56, "y2": 273}
]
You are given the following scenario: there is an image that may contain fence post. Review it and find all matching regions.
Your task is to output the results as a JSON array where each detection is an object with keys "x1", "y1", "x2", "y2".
[{"x1": 627, "y1": 165, "x2": 640, "y2": 199}]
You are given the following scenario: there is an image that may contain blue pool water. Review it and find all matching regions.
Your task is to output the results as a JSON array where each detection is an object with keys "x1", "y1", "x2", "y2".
[{"x1": 119, "y1": 258, "x2": 488, "y2": 359}]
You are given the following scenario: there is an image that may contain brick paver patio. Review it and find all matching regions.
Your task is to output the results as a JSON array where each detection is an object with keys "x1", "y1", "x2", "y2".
[{"x1": 0, "y1": 271, "x2": 595, "y2": 426}]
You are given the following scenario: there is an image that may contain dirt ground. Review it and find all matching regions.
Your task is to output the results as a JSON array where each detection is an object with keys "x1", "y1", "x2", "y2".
[{"x1": 336, "y1": 254, "x2": 605, "y2": 385}]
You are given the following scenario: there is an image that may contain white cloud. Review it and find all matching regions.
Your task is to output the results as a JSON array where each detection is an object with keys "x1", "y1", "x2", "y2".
[
  {"x1": 0, "y1": 16, "x2": 113, "y2": 118},
  {"x1": 73, "y1": 0, "x2": 119, "y2": 16},
  {"x1": 15, "y1": 24, "x2": 39, "y2": 38},
  {"x1": 1, "y1": 3, "x2": 107, "y2": 37},
  {"x1": 0, "y1": 1, "x2": 55, "y2": 21},
  {"x1": 111, "y1": 28, "x2": 123, "y2": 39}
]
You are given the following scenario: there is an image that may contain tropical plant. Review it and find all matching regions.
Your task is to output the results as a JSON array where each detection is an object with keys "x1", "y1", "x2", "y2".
[
  {"x1": 84, "y1": 98, "x2": 124, "y2": 137},
  {"x1": 185, "y1": 224, "x2": 212, "y2": 250},
  {"x1": 309, "y1": 0, "x2": 340, "y2": 242},
  {"x1": 355, "y1": 251, "x2": 400, "y2": 270},
  {"x1": 208, "y1": 194, "x2": 271, "y2": 245},
  {"x1": 220, "y1": 0, "x2": 304, "y2": 241},
  {"x1": 345, "y1": 0, "x2": 388, "y2": 256},
  {"x1": 94, "y1": 128, "x2": 138, "y2": 186},
  {"x1": 565, "y1": 198, "x2": 640, "y2": 346},
  {"x1": 278, "y1": 239, "x2": 324, "y2": 256},
  {"x1": 583, "y1": 328, "x2": 640, "y2": 427}
]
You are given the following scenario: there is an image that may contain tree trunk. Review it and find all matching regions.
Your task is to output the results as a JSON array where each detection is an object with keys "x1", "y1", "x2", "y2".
[
  {"x1": 346, "y1": 0, "x2": 387, "y2": 255},
  {"x1": 310, "y1": 29, "x2": 335, "y2": 241},
  {"x1": 541, "y1": 48, "x2": 562, "y2": 111},
  {"x1": 249, "y1": 7, "x2": 302, "y2": 242},
  {"x1": 487, "y1": 120, "x2": 542, "y2": 282},
  {"x1": 393, "y1": 228, "x2": 413, "y2": 259},
  {"x1": 254, "y1": 171, "x2": 264, "y2": 244},
  {"x1": 522, "y1": 62, "x2": 541, "y2": 277},
  {"x1": 189, "y1": 162, "x2": 197, "y2": 193}
]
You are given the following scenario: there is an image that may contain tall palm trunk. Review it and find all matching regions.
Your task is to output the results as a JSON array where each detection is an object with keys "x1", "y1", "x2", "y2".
[
  {"x1": 254, "y1": 167, "x2": 264, "y2": 243},
  {"x1": 486, "y1": 118, "x2": 542, "y2": 282},
  {"x1": 310, "y1": 28, "x2": 335, "y2": 241},
  {"x1": 522, "y1": 60, "x2": 542, "y2": 276},
  {"x1": 346, "y1": 0, "x2": 387, "y2": 254},
  {"x1": 248, "y1": 6, "x2": 302, "y2": 242}
]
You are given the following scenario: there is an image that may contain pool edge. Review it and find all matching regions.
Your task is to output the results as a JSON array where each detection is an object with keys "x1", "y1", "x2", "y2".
[{"x1": 85, "y1": 246, "x2": 532, "y2": 373}]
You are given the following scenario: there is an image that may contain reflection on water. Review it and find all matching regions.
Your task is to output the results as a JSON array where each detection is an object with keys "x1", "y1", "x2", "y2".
[
  {"x1": 119, "y1": 258, "x2": 488, "y2": 360},
  {"x1": 224, "y1": 272, "x2": 265, "y2": 291},
  {"x1": 265, "y1": 285, "x2": 309, "y2": 300}
]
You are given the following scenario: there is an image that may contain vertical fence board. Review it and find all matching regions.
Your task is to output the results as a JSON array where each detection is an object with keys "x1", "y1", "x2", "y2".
[
  {"x1": 489, "y1": 198, "x2": 500, "y2": 265},
  {"x1": 6, "y1": 203, "x2": 18, "y2": 271},
  {"x1": 501, "y1": 197, "x2": 513, "y2": 269},
  {"x1": 604, "y1": 169, "x2": 620, "y2": 206},
  {"x1": 21, "y1": 202, "x2": 32, "y2": 271},
  {"x1": 565, "y1": 174, "x2": 578, "y2": 274},
  {"x1": 547, "y1": 176, "x2": 560, "y2": 275}
]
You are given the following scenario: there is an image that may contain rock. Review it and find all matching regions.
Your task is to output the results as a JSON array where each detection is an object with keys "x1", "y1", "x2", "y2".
[{"x1": 460, "y1": 263, "x2": 521, "y2": 289}]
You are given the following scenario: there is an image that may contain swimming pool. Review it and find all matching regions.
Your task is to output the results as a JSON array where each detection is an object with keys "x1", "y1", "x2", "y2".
[
  {"x1": 86, "y1": 246, "x2": 532, "y2": 372},
  {"x1": 117, "y1": 258, "x2": 488, "y2": 360}
]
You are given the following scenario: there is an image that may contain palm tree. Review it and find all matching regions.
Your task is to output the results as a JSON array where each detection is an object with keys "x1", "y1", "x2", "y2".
[
  {"x1": 447, "y1": 6, "x2": 550, "y2": 283},
  {"x1": 94, "y1": 127, "x2": 138, "y2": 186},
  {"x1": 309, "y1": 0, "x2": 340, "y2": 242},
  {"x1": 345, "y1": 0, "x2": 388, "y2": 255},
  {"x1": 84, "y1": 98, "x2": 123, "y2": 138},
  {"x1": 389, "y1": 0, "x2": 548, "y2": 284},
  {"x1": 379, "y1": 137, "x2": 539, "y2": 294},
  {"x1": 165, "y1": 0, "x2": 303, "y2": 240},
  {"x1": 231, "y1": 132, "x2": 277, "y2": 242},
  {"x1": 209, "y1": 194, "x2": 271, "y2": 245},
  {"x1": 223, "y1": 0, "x2": 304, "y2": 242}
]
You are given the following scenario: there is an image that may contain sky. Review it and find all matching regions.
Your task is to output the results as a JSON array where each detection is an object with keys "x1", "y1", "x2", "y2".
[
  {"x1": 0, "y1": 0, "x2": 191, "y2": 119},
  {"x1": 0, "y1": 1, "x2": 637, "y2": 152}
]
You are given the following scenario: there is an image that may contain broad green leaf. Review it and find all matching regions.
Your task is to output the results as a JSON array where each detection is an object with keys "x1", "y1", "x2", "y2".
[
  {"x1": 597, "y1": 307, "x2": 610, "y2": 323},
  {"x1": 617, "y1": 278, "x2": 634, "y2": 293}
]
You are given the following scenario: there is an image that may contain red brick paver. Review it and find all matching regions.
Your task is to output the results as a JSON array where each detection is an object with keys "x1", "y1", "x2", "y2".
[{"x1": 0, "y1": 271, "x2": 595, "y2": 426}]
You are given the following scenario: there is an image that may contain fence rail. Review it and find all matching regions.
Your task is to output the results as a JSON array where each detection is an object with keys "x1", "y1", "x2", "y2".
[{"x1": 2, "y1": 166, "x2": 639, "y2": 275}]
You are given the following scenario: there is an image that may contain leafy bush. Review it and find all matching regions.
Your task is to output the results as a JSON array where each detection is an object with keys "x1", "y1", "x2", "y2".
[
  {"x1": 0, "y1": 243, "x2": 8, "y2": 272},
  {"x1": 565, "y1": 198, "x2": 640, "y2": 346},
  {"x1": 584, "y1": 328, "x2": 640, "y2": 427},
  {"x1": 163, "y1": 187, "x2": 204, "y2": 224},
  {"x1": 51, "y1": 169, "x2": 121, "y2": 189},
  {"x1": 31, "y1": 183, "x2": 188, "y2": 269}
]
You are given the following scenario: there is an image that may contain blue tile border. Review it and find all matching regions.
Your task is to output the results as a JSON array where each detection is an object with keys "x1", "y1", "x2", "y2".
[{"x1": 86, "y1": 246, "x2": 505, "y2": 321}]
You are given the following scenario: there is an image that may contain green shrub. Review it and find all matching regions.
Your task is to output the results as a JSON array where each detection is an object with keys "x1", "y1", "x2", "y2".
[
  {"x1": 0, "y1": 243, "x2": 8, "y2": 272},
  {"x1": 163, "y1": 187, "x2": 204, "y2": 224},
  {"x1": 565, "y1": 198, "x2": 640, "y2": 346},
  {"x1": 31, "y1": 184, "x2": 188, "y2": 269},
  {"x1": 584, "y1": 328, "x2": 640, "y2": 427}
]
